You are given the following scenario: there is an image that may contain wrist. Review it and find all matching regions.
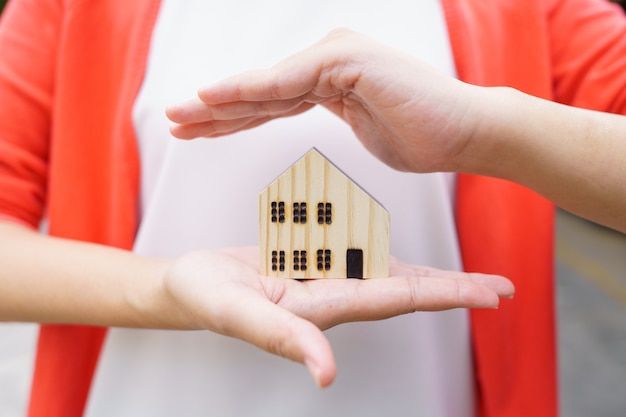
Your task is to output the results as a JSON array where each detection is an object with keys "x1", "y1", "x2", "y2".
[
  {"x1": 452, "y1": 86, "x2": 530, "y2": 178},
  {"x1": 123, "y1": 256, "x2": 192, "y2": 329}
]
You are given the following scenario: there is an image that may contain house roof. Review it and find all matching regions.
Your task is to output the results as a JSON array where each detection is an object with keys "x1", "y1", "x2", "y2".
[{"x1": 262, "y1": 147, "x2": 387, "y2": 210}]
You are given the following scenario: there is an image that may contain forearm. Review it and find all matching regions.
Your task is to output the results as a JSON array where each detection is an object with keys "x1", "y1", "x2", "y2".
[
  {"x1": 0, "y1": 221, "x2": 185, "y2": 328},
  {"x1": 463, "y1": 86, "x2": 626, "y2": 232}
]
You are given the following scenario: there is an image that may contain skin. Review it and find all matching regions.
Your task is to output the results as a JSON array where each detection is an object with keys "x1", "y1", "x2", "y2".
[
  {"x1": 167, "y1": 29, "x2": 626, "y2": 233},
  {"x1": 0, "y1": 221, "x2": 513, "y2": 387}
]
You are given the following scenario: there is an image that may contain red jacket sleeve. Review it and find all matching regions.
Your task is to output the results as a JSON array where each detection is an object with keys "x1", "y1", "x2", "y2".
[
  {"x1": 548, "y1": 0, "x2": 626, "y2": 113},
  {"x1": 0, "y1": 0, "x2": 63, "y2": 227}
]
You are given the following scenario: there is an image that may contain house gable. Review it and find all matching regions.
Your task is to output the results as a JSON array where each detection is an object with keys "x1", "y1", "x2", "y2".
[{"x1": 259, "y1": 148, "x2": 389, "y2": 279}]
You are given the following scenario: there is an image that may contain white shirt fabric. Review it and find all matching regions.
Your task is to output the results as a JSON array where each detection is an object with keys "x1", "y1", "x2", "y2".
[
  {"x1": 86, "y1": 1, "x2": 474, "y2": 416},
  {"x1": 0, "y1": 323, "x2": 37, "y2": 416}
]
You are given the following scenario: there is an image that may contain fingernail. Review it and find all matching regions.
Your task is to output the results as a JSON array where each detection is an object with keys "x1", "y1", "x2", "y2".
[{"x1": 304, "y1": 358, "x2": 322, "y2": 388}]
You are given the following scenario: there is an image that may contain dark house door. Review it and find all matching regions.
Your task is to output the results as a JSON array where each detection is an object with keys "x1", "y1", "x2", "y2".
[{"x1": 346, "y1": 249, "x2": 364, "y2": 279}]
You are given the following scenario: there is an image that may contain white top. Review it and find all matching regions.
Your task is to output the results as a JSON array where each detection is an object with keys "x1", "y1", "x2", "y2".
[{"x1": 86, "y1": 1, "x2": 474, "y2": 416}]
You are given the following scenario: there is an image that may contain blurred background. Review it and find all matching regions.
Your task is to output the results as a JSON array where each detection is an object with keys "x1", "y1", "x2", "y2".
[
  {"x1": 0, "y1": 0, "x2": 625, "y2": 416},
  {"x1": 556, "y1": 210, "x2": 626, "y2": 416}
]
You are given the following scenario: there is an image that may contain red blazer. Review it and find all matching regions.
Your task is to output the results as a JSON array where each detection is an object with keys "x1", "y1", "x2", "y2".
[{"x1": 2, "y1": 0, "x2": 626, "y2": 415}]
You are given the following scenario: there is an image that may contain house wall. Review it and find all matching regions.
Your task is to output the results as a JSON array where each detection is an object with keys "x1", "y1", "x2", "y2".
[{"x1": 259, "y1": 150, "x2": 389, "y2": 279}]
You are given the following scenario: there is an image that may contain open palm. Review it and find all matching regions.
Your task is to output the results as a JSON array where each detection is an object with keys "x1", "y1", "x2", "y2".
[{"x1": 163, "y1": 246, "x2": 513, "y2": 387}]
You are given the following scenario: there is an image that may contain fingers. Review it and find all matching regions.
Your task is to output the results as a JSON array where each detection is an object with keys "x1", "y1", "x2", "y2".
[
  {"x1": 166, "y1": 96, "x2": 308, "y2": 124},
  {"x1": 274, "y1": 266, "x2": 514, "y2": 331},
  {"x1": 169, "y1": 115, "x2": 271, "y2": 139},
  {"x1": 300, "y1": 278, "x2": 498, "y2": 328},
  {"x1": 165, "y1": 34, "x2": 354, "y2": 138},
  {"x1": 197, "y1": 68, "x2": 317, "y2": 105},
  {"x1": 390, "y1": 259, "x2": 515, "y2": 299},
  {"x1": 167, "y1": 97, "x2": 317, "y2": 139}
]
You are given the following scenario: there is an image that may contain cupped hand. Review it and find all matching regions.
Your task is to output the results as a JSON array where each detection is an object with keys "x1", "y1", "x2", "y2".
[
  {"x1": 161, "y1": 247, "x2": 513, "y2": 388},
  {"x1": 166, "y1": 29, "x2": 483, "y2": 173}
]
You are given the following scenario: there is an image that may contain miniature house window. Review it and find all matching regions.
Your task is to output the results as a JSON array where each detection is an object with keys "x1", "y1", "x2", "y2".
[
  {"x1": 293, "y1": 250, "x2": 307, "y2": 271},
  {"x1": 317, "y1": 202, "x2": 332, "y2": 225},
  {"x1": 272, "y1": 250, "x2": 286, "y2": 271},
  {"x1": 317, "y1": 249, "x2": 332, "y2": 271},
  {"x1": 271, "y1": 202, "x2": 285, "y2": 223},
  {"x1": 293, "y1": 202, "x2": 307, "y2": 224}
]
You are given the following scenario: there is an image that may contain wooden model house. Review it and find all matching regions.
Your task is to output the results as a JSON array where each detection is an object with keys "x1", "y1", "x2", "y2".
[{"x1": 259, "y1": 148, "x2": 389, "y2": 279}]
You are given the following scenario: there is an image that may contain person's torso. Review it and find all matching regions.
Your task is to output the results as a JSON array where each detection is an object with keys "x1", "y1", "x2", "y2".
[{"x1": 85, "y1": 1, "x2": 474, "y2": 416}]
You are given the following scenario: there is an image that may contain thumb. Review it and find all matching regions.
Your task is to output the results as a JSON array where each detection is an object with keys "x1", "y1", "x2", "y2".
[{"x1": 224, "y1": 297, "x2": 337, "y2": 388}]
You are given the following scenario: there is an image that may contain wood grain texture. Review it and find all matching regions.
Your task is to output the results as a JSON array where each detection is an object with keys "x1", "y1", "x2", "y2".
[{"x1": 260, "y1": 148, "x2": 389, "y2": 279}]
